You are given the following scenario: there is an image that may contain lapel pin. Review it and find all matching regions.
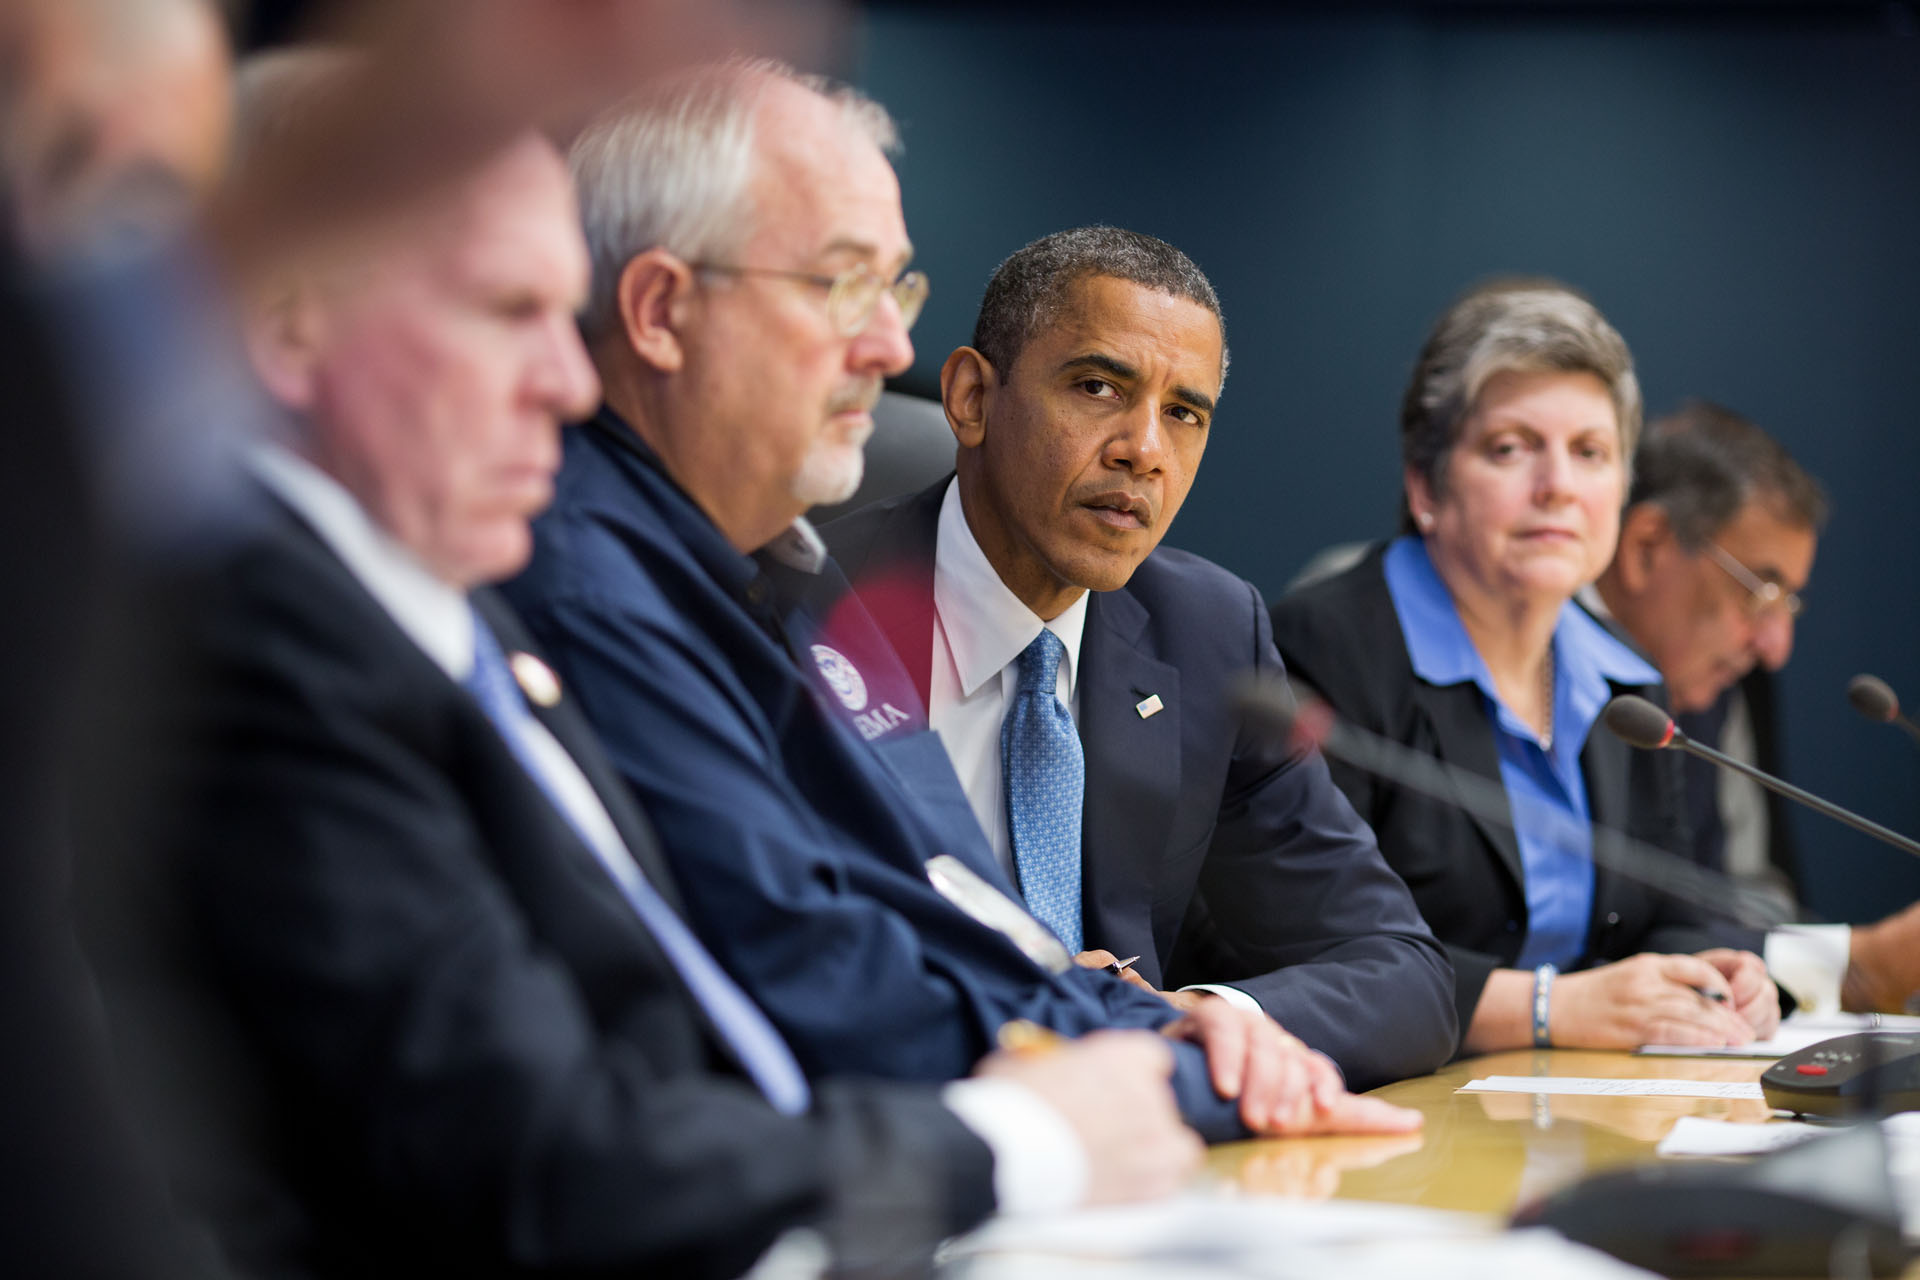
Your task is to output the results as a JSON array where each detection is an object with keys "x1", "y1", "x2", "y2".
[
  {"x1": 1135, "y1": 694, "x2": 1164, "y2": 720},
  {"x1": 509, "y1": 651, "x2": 563, "y2": 708}
]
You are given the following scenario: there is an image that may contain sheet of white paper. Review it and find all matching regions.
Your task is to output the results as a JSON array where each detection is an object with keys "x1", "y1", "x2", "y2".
[
  {"x1": 1654, "y1": 1114, "x2": 1827, "y2": 1157},
  {"x1": 1657, "y1": 1113, "x2": 1920, "y2": 1242},
  {"x1": 1638, "y1": 1012, "x2": 1920, "y2": 1059},
  {"x1": 1459, "y1": 1075, "x2": 1765, "y2": 1100}
]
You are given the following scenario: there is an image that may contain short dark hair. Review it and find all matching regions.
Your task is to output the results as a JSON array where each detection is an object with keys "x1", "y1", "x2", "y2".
[
  {"x1": 1629, "y1": 400, "x2": 1828, "y2": 547},
  {"x1": 970, "y1": 226, "x2": 1228, "y2": 384}
]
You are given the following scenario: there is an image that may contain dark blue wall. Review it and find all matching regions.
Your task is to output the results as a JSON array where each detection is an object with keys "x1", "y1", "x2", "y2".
[{"x1": 853, "y1": 4, "x2": 1920, "y2": 924}]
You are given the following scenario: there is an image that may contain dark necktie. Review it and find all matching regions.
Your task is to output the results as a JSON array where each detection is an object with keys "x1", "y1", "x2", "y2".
[{"x1": 463, "y1": 607, "x2": 810, "y2": 1114}]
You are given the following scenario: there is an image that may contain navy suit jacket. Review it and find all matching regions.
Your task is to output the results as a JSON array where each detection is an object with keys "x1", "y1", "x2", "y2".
[
  {"x1": 144, "y1": 486, "x2": 995, "y2": 1278},
  {"x1": 503, "y1": 413, "x2": 1253, "y2": 1140},
  {"x1": 823, "y1": 480, "x2": 1458, "y2": 1087}
]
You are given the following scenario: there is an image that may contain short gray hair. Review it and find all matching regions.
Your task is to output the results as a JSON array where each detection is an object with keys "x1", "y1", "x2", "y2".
[
  {"x1": 570, "y1": 57, "x2": 899, "y2": 342},
  {"x1": 1400, "y1": 279, "x2": 1640, "y2": 533},
  {"x1": 970, "y1": 225, "x2": 1229, "y2": 385},
  {"x1": 1629, "y1": 400, "x2": 1828, "y2": 548}
]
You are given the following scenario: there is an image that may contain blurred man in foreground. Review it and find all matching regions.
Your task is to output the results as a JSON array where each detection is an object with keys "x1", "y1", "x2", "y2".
[
  {"x1": 823, "y1": 226, "x2": 1455, "y2": 1088},
  {"x1": 148, "y1": 56, "x2": 1200, "y2": 1278},
  {"x1": 504, "y1": 60, "x2": 1421, "y2": 1140},
  {"x1": 1, "y1": 0, "x2": 231, "y2": 261}
]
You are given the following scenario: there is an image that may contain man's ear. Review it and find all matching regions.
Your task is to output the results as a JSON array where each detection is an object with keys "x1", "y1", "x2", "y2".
[
  {"x1": 615, "y1": 248, "x2": 696, "y2": 373},
  {"x1": 243, "y1": 281, "x2": 326, "y2": 411},
  {"x1": 941, "y1": 346, "x2": 996, "y2": 449},
  {"x1": 1614, "y1": 502, "x2": 1674, "y2": 594}
]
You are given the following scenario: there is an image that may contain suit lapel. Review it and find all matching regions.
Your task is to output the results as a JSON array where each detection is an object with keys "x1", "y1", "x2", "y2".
[
  {"x1": 1581, "y1": 693, "x2": 1634, "y2": 834},
  {"x1": 1078, "y1": 589, "x2": 1181, "y2": 962},
  {"x1": 1581, "y1": 682, "x2": 1636, "y2": 926},
  {"x1": 1416, "y1": 677, "x2": 1526, "y2": 896},
  {"x1": 842, "y1": 486, "x2": 944, "y2": 708},
  {"x1": 472, "y1": 590, "x2": 691, "y2": 916}
]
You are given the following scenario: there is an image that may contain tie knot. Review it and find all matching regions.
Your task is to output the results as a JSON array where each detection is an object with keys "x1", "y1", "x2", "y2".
[{"x1": 1016, "y1": 628, "x2": 1066, "y2": 697}]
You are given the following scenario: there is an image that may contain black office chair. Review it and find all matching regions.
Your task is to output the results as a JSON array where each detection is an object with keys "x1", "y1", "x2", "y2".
[{"x1": 809, "y1": 389, "x2": 956, "y2": 525}]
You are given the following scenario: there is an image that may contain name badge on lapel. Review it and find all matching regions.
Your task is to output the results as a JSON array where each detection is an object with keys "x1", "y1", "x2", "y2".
[{"x1": 510, "y1": 652, "x2": 563, "y2": 708}]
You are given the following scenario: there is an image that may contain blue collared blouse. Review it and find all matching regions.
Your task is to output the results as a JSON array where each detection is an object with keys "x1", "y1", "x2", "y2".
[{"x1": 1382, "y1": 536, "x2": 1661, "y2": 968}]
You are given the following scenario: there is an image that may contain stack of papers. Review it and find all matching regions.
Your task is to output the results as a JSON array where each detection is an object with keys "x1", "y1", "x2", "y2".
[{"x1": 1638, "y1": 1011, "x2": 1920, "y2": 1059}]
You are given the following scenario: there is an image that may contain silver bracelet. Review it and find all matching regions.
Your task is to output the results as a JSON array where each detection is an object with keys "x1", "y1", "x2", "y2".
[{"x1": 1532, "y1": 963, "x2": 1557, "y2": 1048}]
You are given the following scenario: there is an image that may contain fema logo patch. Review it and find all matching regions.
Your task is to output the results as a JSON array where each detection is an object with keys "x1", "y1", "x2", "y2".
[{"x1": 810, "y1": 644, "x2": 868, "y2": 712}]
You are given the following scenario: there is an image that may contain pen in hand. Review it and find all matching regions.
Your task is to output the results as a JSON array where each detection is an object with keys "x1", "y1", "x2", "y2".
[
  {"x1": 1690, "y1": 985, "x2": 1729, "y2": 1005},
  {"x1": 1105, "y1": 955, "x2": 1141, "y2": 977}
]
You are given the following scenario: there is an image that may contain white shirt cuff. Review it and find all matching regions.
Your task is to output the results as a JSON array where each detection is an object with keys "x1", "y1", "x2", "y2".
[
  {"x1": 940, "y1": 1077, "x2": 1088, "y2": 1216},
  {"x1": 1766, "y1": 924, "x2": 1853, "y2": 1016},
  {"x1": 1178, "y1": 982, "x2": 1263, "y2": 1015}
]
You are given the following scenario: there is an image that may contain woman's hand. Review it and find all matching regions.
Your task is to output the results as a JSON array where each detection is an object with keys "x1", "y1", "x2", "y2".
[
  {"x1": 1548, "y1": 952, "x2": 1759, "y2": 1049},
  {"x1": 1695, "y1": 947, "x2": 1780, "y2": 1039}
]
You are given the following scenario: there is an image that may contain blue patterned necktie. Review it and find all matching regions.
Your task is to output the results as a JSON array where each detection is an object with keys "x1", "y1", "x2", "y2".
[
  {"x1": 1001, "y1": 628, "x2": 1084, "y2": 954},
  {"x1": 463, "y1": 607, "x2": 810, "y2": 1115}
]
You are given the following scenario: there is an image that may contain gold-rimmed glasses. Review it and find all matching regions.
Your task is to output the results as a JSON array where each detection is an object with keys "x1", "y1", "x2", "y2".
[
  {"x1": 690, "y1": 260, "x2": 929, "y2": 337},
  {"x1": 1704, "y1": 541, "x2": 1804, "y2": 619}
]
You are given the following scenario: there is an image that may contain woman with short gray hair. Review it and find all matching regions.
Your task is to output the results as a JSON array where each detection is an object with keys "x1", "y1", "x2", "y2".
[{"x1": 1272, "y1": 281, "x2": 1780, "y2": 1055}]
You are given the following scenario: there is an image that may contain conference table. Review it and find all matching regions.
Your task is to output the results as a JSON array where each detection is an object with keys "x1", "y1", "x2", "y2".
[
  {"x1": 945, "y1": 1040, "x2": 1920, "y2": 1278},
  {"x1": 1203, "y1": 1046, "x2": 1776, "y2": 1213}
]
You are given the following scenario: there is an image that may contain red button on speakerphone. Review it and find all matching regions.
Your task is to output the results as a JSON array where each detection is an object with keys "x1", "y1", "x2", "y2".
[{"x1": 1795, "y1": 1063, "x2": 1828, "y2": 1076}]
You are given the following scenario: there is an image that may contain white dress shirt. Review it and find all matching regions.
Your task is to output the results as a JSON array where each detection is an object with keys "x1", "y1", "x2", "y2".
[
  {"x1": 252, "y1": 446, "x2": 1088, "y2": 1214},
  {"x1": 930, "y1": 478, "x2": 1089, "y2": 879},
  {"x1": 929, "y1": 480, "x2": 1258, "y2": 1013}
]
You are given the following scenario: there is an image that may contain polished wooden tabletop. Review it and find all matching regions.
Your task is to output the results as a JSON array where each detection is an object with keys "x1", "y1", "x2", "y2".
[{"x1": 1202, "y1": 1048, "x2": 1777, "y2": 1216}]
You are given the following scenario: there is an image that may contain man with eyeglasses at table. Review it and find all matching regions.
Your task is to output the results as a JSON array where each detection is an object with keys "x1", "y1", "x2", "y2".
[
  {"x1": 503, "y1": 57, "x2": 1425, "y2": 1145},
  {"x1": 1586, "y1": 401, "x2": 1920, "y2": 1016}
]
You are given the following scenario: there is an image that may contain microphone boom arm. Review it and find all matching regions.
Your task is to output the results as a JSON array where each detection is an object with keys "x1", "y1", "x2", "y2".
[
  {"x1": 1666, "y1": 731, "x2": 1920, "y2": 859},
  {"x1": 1241, "y1": 679, "x2": 1795, "y2": 931}
]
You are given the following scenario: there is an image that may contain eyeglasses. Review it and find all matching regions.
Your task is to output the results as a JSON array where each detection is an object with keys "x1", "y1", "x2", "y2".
[
  {"x1": 1704, "y1": 541, "x2": 1805, "y2": 619},
  {"x1": 689, "y1": 260, "x2": 929, "y2": 338}
]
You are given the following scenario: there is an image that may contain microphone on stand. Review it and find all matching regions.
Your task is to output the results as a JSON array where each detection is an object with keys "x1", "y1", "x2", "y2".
[
  {"x1": 1847, "y1": 674, "x2": 1920, "y2": 747},
  {"x1": 1601, "y1": 695, "x2": 1920, "y2": 859}
]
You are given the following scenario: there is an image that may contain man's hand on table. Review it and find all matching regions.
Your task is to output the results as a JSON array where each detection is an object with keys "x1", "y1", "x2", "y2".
[
  {"x1": 975, "y1": 1029, "x2": 1202, "y2": 1205},
  {"x1": 1845, "y1": 898, "x2": 1920, "y2": 1014},
  {"x1": 1160, "y1": 995, "x2": 1424, "y2": 1136}
]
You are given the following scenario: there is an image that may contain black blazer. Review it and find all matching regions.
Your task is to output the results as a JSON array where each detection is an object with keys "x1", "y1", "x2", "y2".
[
  {"x1": 1270, "y1": 546, "x2": 1754, "y2": 1036},
  {"x1": 824, "y1": 481, "x2": 1457, "y2": 1089},
  {"x1": 145, "y1": 492, "x2": 992, "y2": 1278}
]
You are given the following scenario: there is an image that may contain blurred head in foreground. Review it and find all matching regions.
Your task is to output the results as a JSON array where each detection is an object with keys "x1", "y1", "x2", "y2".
[{"x1": 236, "y1": 50, "x2": 599, "y2": 586}]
